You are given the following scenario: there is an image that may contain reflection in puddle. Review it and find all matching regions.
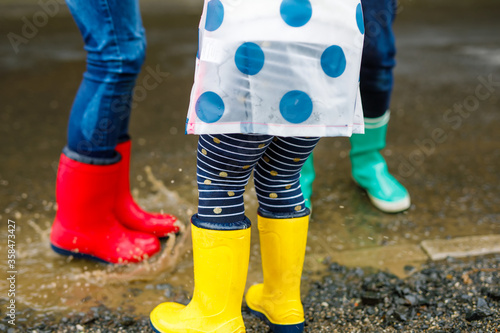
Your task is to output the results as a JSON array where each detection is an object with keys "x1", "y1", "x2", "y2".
[{"x1": 0, "y1": 167, "x2": 196, "y2": 320}]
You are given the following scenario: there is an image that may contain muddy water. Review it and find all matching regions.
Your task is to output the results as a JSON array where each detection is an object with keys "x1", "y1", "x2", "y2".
[{"x1": 1, "y1": 0, "x2": 499, "y2": 323}]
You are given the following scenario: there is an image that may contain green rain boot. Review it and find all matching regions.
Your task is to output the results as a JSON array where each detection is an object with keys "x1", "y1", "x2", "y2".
[
  {"x1": 350, "y1": 111, "x2": 411, "y2": 213},
  {"x1": 299, "y1": 154, "x2": 315, "y2": 210}
]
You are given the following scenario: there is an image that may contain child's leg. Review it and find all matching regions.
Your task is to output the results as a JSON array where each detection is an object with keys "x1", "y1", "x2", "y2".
[
  {"x1": 196, "y1": 133, "x2": 273, "y2": 224},
  {"x1": 247, "y1": 136, "x2": 319, "y2": 333},
  {"x1": 50, "y1": 0, "x2": 163, "y2": 264},
  {"x1": 151, "y1": 133, "x2": 273, "y2": 333},
  {"x1": 65, "y1": 0, "x2": 145, "y2": 160},
  {"x1": 350, "y1": 0, "x2": 411, "y2": 213},
  {"x1": 254, "y1": 136, "x2": 320, "y2": 216}
]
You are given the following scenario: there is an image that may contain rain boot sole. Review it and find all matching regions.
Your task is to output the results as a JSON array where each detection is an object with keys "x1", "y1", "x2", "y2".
[
  {"x1": 352, "y1": 177, "x2": 411, "y2": 213},
  {"x1": 50, "y1": 243, "x2": 110, "y2": 264},
  {"x1": 150, "y1": 318, "x2": 245, "y2": 333},
  {"x1": 248, "y1": 306, "x2": 304, "y2": 333},
  {"x1": 367, "y1": 192, "x2": 411, "y2": 213},
  {"x1": 150, "y1": 319, "x2": 162, "y2": 333}
]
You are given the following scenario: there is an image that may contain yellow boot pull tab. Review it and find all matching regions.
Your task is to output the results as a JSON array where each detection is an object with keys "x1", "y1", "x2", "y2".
[{"x1": 150, "y1": 225, "x2": 251, "y2": 333}]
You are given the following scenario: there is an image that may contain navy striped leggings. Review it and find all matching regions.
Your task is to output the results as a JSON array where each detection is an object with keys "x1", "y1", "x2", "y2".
[{"x1": 195, "y1": 134, "x2": 320, "y2": 226}]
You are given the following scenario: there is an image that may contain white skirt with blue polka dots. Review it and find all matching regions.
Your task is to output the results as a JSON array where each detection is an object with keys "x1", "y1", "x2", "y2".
[{"x1": 186, "y1": 0, "x2": 365, "y2": 137}]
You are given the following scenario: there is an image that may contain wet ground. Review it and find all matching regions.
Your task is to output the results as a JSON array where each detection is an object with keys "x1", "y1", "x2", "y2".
[
  {"x1": 12, "y1": 255, "x2": 499, "y2": 332},
  {"x1": 0, "y1": 0, "x2": 499, "y2": 330}
]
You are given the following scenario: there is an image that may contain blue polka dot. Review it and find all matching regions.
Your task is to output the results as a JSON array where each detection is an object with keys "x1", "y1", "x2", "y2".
[
  {"x1": 235, "y1": 42, "x2": 265, "y2": 75},
  {"x1": 196, "y1": 92, "x2": 225, "y2": 123},
  {"x1": 321, "y1": 45, "x2": 347, "y2": 78},
  {"x1": 205, "y1": 0, "x2": 224, "y2": 32},
  {"x1": 280, "y1": 0, "x2": 312, "y2": 28},
  {"x1": 196, "y1": 29, "x2": 200, "y2": 59},
  {"x1": 356, "y1": 3, "x2": 364, "y2": 35},
  {"x1": 279, "y1": 91, "x2": 313, "y2": 124}
]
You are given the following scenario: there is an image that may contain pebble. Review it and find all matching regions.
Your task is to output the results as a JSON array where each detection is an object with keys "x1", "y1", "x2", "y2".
[
  {"x1": 7, "y1": 256, "x2": 499, "y2": 332},
  {"x1": 361, "y1": 291, "x2": 384, "y2": 305}
]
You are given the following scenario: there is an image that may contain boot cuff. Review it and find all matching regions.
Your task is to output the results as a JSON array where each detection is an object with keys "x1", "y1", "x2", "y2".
[
  {"x1": 191, "y1": 214, "x2": 251, "y2": 231},
  {"x1": 63, "y1": 146, "x2": 121, "y2": 165},
  {"x1": 257, "y1": 207, "x2": 310, "y2": 219}
]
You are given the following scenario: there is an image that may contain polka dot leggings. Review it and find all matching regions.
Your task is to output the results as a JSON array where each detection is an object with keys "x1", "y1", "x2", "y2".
[{"x1": 196, "y1": 134, "x2": 320, "y2": 226}]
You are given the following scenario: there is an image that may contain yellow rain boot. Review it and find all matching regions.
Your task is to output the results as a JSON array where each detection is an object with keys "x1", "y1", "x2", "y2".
[
  {"x1": 246, "y1": 213, "x2": 309, "y2": 333},
  {"x1": 150, "y1": 216, "x2": 251, "y2": 333}
]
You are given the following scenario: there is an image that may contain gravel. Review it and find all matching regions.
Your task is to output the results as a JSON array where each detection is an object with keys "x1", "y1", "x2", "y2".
[
  {"x1": 296, "y1": 255, "x2": 500, "y2": 332},
  {"x1": 4, "y1": 255, "x2": 499, "y2": 332}
]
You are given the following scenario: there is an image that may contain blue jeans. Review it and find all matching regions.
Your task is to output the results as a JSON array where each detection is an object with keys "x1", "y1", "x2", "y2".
[
  {"x1": 360, "y1": 0, "x2": 397, "y2": 118},
  {"x1": 65, "y1": 0, "x2": 146, "y2": 162}
]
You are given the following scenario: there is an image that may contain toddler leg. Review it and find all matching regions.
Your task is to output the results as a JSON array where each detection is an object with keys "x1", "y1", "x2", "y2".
[
  {"x1": 197, "y1": 134, "x2": 273, "y2": 224},
  {"x1": 50, "y1": 0, "x2": 162, "y2": 264},
  {"x1": 65, "y1": 0, "x2": 146, "y2": 160},
  {"x1": 150, "y1": 133, "x2": 273, "y2": 333},
  {"x1": 254, "y1": 136, "x2": 319, "y2": 216},
  {"x1": 351, "y1": 0, "x2": 411, "y2": 213},
  {"x1": 247, "y1": 136, "x2": 319, "y2": 333}
]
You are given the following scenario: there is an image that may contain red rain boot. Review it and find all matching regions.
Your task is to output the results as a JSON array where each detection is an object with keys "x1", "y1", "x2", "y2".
[
  {"x1": 50, "y1": 153, "x2": 161, "y2": 264},
  {"x1": 114, "y1": 140, "x2": 179, "y2": 237}
]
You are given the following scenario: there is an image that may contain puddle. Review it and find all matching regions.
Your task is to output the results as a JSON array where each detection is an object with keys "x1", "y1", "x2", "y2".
[{"x1": 1, "y1": 2, "x2": 499, "y2": 325}]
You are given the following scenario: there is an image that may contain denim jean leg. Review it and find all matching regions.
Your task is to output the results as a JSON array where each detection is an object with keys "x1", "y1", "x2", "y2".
[
  {"x1": 65, "y1": 0, "x2": 146, "y2": 162},
  {"x1": 359, "y1": 0, "x2": 397, "y2": 118}
]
